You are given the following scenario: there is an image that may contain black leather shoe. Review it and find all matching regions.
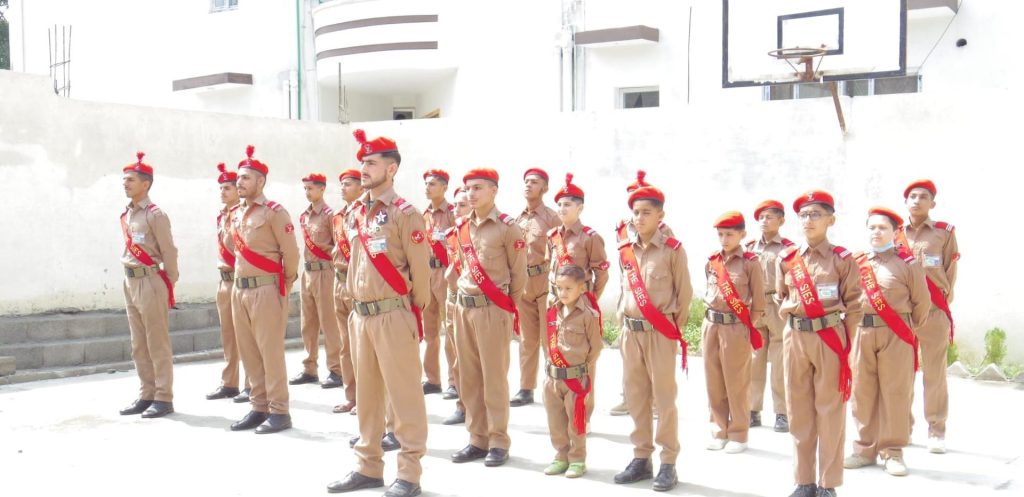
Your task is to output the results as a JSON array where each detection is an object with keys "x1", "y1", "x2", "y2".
[
  {"x1": 289, "y1": 372, "x2": 319, "y2": 385},
  {"x1": 119, "y1": 398, "x2": 152, "y2": 416},
  {"x1": 255, "y1": 413, "x2": 292, "y2": 434},
  {"x1": 614, "y1": 458, "x2": 653, "y2": 484},
  {"x1": 484, "y1": 448, "x2": 509, "y2": 467},
  {"x1": 442, "y1": 385, "x2": 459, "y2": 400},
  {"x1": 816, "y1": 487, "x2": 837, "y2": 497},
  {"x1": 775, "y1": 414, "x2": 790, "y2": 433},
  {"x1": 652, "y1": 464, "x2": 677, "y2": 492},
  {"x1": 384, "y1": 479, "x2": 422, "y2": 497},
  {"x1": 422, "y1": 382, "x2": 442, "y2": 395},
  {"x1": 141, "y1": 401, "x2": 174, "y2": 418},
  {"x1": 451, "y1": 444, "x2": 488, "y2": 463},
  {"x1": 750, "y1": 410, "x2": 762, "y2": 427},
  {"x1": 230, "y1": 410, "x2": 269, "y2": 431},
  {"x1": 232, "y1": 389, "x2": 251, "y2": 403},
  {"x1": 326, "y1": 471, "x2": 385, "y2": 493},
  {"x1": 442, "y1": 409, "x2": 465, "y2": 425},
  {"x1": 510, "y1": 389, "x2": 534, "y2": 407},
  {"x1": 788, "y1": 484, "x2": 817, "y2": 497},
  {"x1": 206, "y1": 386, "x2": 240, "y2": 400},
  {"x1": 381, "y1": 432, "x2": 401, "y2": 452},
  {"x1": 321, "y1": 372, "x2": 343, "y2": 389},
  {"x1": 349, "y1": 436, "x2": 360, "y2": 448}
]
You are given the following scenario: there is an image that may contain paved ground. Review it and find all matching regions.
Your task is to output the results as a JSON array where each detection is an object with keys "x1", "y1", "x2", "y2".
[{"x1": 0, "y1": 347, "x2": 1020, "y2": 497}]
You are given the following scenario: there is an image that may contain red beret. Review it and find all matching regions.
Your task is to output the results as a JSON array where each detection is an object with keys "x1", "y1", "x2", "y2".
[
  {"x1": 423, "y1": 169, "x2": 450, "y2": 183},
  {"x1": 628, "y1": 185, "x2": 665, "y2": 208},
  {"x1": 453, "y1": 186, "x2": 465, "y2": 198},
  {"x1": 903, "y1": 179, "x2": 936, "y2": 199},
  {"x1": 338, "y1": 169, "x2": 361, "y2": 182},
  {"x1": 238, "y1": 145, "x2": 269, "y2": 175},
  {"x1": 216, "y1": 162, "x2": 237, "y2": 184},
  {"x1": 626, "y1": 170, "x2": 650, "y2": 193},
  {"x1": 868, "y1": 206, "x2": 904, "y2": 228},
  {"x1": 523, "y1": 168, "x2": 549, "y2": 182},
  {"x1": 353, "y1": 129, "x2": 398, "y2": 162},
  {"x1": 123, "y1": 152, "x2": 154, "y2": 176},
  {"x1": 793, "y1": 190, "x2": 834, "y2": 213},
  {"x1": 302, "y1": 173, "x2": 327, "y2": 184},
  {"x1": 753, "y1": 200, "x2": 785, "y2": 220},
  {"x1": 714, "y1": 211, "x2": 745, "y2": 229},
  {"x1": 464, "y1": 168, "x2": 499, "y2": 185},
  {"x1": 554, "y1": 173, "x2": 585, "y2": 202}
]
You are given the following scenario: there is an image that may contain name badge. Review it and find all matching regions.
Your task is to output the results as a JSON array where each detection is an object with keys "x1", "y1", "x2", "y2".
[
  {"x1": 432, "y1": 229, "x2": 446, "y2": 241},
  {"x1": 132, "y1": 232, "x2": 146, "y2": 244},
  {"x1": 816, "y1": 284, "x2": 839, "y2": 300},
  {"x1": 367, "y1": 237, "x2": 388, "y2": 255},
  {"x1": 924, "y1": 254, "x2": 942, "y2": 267}
]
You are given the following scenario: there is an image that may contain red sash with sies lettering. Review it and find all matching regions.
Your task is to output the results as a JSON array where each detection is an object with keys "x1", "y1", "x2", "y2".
[
  {"x1": 300, "y1": 211, "x2": 333, "y2": 261},
  {"x1": 618, "y1": 239, "x2": 689, "y2": 371},
  {"x1": 331, "y1": 211, "x2": 352, "y2": 263},
  {"x1": 549, "y1": 228, "x2": 602, "y2": 324},
  {"x1": 708, "y1": 253, "x2": 763, "y2": 350},
  {"x1": 855, "y1": 252, "x2": 920, "y2": 371},
  {"x1": 547, "y1": 305, "x2": 592, "y2": 435},
  {"x1": 216, "y1": 209, "x2": 237, "y2": 268},
  {"x1": 781, "y1": 247, "x2": 852, "y2": 401},
  {"x1": 894, "y1": 228, "x2": 955, "y2": 343},
  {"x1": 353, "y1": 201, "x2": 423, "y2": 341},
  {"x1": 424, "y1": 210, "x2": 450, "y2": 267},
  {"x1": 232, "y1": 203, "x2": 286, "y2": 296},
  {"x1": 456, "y1": 218, "x2": 521, "y2": 335},
  {"x1": 121, "y1": 206, "x2": 175, "y2": 307},
  {"x1": 445, "y1": 226, "x2": 462, "y2": 276}
]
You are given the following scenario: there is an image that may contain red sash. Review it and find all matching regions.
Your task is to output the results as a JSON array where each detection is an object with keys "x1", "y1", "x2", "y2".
[
  {"x1": 709, "y1": 254, "x2": 763, "y2": 350},
  {"x1": 457, "y1": 219, "x2": 521, "y2": 335},
  {"x1": 618, "y1": 242, "x2": 688, "y2": 371},
  {"x1": 232, "y1": 205, "x2": 286, "y2": 297},
  {"x1": 445, "y1": 227, "x2": 462, "y2": 276},
  {"x1": 546, "y1": 305, "x2": 592, "y2": 435},
  {"x1": 781, "y1": 248, "x2": 852, "y2": 401},
  {"x1": 216, "y1": 212, "x2": 236, "y2": 268},
  {"x1": 895, "y1": 229, "x2": 954, "y2": 343},
  {"x1": 424, "y1": 209, "x2": 450, "y2": 267},
  {"x1": 121, "y1": 208, "x2": 175, "y2": 307},
  {"x1": 854, "y1": 252, "x2": 919, "y2": 371},
  {"x1": 300, "y1": 212, "x2": 333, "y2": 261},
  {"x1": 354, "y1": 203, "x2": 423, "y2": 341},
  {"x1": 550, "y1": 228, "x2": 602, "y2": 324},
  {"x1": 331, "y1": 212, "x2": 353, "y2": 263}
]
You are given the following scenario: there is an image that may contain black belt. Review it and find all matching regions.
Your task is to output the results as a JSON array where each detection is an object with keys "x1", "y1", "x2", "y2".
[
  {"x1": 546, "y1": 362, "x2": 588, "y2": 380},
  {"x1": 861, "y1": 313, "x2": 911, "y2": 328},
  {"x1": 705, "y1": 309, "x2": 739, "y2": 325},
  {"x1": 429, "y1": 258, "x2": 446, "y2": 269},
  {"x1": 305, "y1": 261, "x2": 330, "y2": 271},
  {"x1": 789, "y1": 312, "x2": 842, "y2": 332},
  {"x1": 219, "y1": 270, "x2": 234, "y2": 282},
  {"x1": 527, "y1": 264, "x2": 546, "y2": 277},
  {"x1": 623, "y1": 316, "x2": 654, "y2": 332}
]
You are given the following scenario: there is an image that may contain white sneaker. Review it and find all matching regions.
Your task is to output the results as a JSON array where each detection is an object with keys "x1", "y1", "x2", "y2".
[
  {"x1": 843, "y1": 454, "x2": 876, "y2": 469},
  {"x1": 724, "y1": 441, "x2": 747, "y2": 454},
  {"x1": 928, "y1": 436, "x2": 946, "y2": 454},
  {"x1": 706, "y1": 438, "x2": 727, "y2": 451},
  {"x1": 609, "y1": 401, "x2": 629, "y2": 416},
  {"x1": 884, "y1": 457, "x2": 909, "y2": 476}
]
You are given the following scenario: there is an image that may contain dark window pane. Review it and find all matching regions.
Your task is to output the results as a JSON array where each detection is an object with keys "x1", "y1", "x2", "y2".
[
  {"x1": 844, "y1": 79, "x2": 870, "y2": 97},
  {"x1": 623, "y1": 90, "x2": 659, "y2": 109},
  {"x1": 768, "y1": 84, "x2": 794, "y2": 100},
  {"x1": 874, "y1": 75, "x2": 919, "y2": 95},
  {"x1": 795, "y1": 82, "x2": 831, "y2": 99}
]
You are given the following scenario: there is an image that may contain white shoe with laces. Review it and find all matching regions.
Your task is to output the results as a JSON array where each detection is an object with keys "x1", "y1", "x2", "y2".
[
  {"x1": 724, "y1": 441, "x2": 747, "y2": 454},
  {"x1": 884, "y1": 456, "x2": 909, "y2": 476},
  {"x1": 928, "y1": 436, "x2": 946, "y2": 454},
  {"x1": 706, "y1": 438, "x2": 727, "y2": 451}
]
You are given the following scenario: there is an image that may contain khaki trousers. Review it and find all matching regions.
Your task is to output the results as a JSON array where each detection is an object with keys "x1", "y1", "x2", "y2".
[
  {"x1": 751, "y1": 301, "x2": 786, "y2": 415},
  {"x1": 703, "y1": 321, "x2": 752, "y2": 443},
  {"x1": 454, "y1": 303, "x2": 513, "y2": 450},
  {"x1": 423, "y1": 268, "x2": 456, "y2": 386},
  {"x1": 300, "y1": 268, "x2": 342, "y2": 376},
  {"x1": 517, "y1": 274, "x2": 549, "y2": 390},
  {"x1": 232, "y1": 284, "x2": 289, "y2": 414},
  {"x1": 851, "y1": 325, "x2": 915, "y2": 460},
  {"x1": 333, "y1": 277, "x2": 356, "y2": 402},
  {"x1": 916, "y1": 308, "x2": 950, "y2": 438},
  {"x1": 622, "y1": 328, "x2": 680, "y2": 465},
  {"x1": 543, "y1": 377, "x2": 591, "y2": 463},
  {"x1": 445, "y1": 299, "x2": 465, "y2": 412},
  {"x1": 216, "y1": 279, "x2": 248, "y2": 389},
  {"x1": 123, "y1": 273, "x2": 174, "y2": 402}
]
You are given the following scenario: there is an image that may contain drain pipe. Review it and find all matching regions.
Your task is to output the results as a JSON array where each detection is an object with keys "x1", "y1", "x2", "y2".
[{"x1": 295, "y1": 0, "x2": 302, "y2": 120}]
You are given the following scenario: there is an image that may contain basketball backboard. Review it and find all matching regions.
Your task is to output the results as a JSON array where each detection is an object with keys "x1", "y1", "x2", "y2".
[{"x1": 722, "y1": 0, "x2": 907, "y2": 87}]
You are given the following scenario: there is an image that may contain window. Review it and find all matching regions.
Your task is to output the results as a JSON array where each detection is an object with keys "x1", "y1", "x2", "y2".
[
  {"x1": 764, "y1": 74, "x2": 921, "y2": 100},
  {"x1": 210, "y1": 0, "x2": 238, "y2": 13},
  {"x1": 619, "y1": 87, "x2": 659, "y2": 109},
  {"x1": 393, "y1": 107, "x2": 415, "y2": 120}
]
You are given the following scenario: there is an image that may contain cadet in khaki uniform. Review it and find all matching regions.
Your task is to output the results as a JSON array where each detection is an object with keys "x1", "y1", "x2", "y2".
[
  {"x1": 777, "y1": 191, "x2": 863, "y2": 497},
  {"x1": 844, "y1": 207, "x2": 929, "y2": 477},
  {"x1": 207, "y1": 162, "x2": 250, "y2": 402},
  {"x1": 703, "y1": 212, "x2": 765, "y2": 454},
  {"x1": 512, "y1": 168, "x2": 561, "y2": 407},
  {"x1": 327, "y1": 130, "x2": 429, "y2": 497},
  {"x1": 330, "y1": 169, "x2": 363, "y2": 414},
  {"x1": 290, "y1": 173, "x2": 344, "y2": 389},
  {"x1": 228, "y1": 145, "x2": 300, "y2": 435},
  {"x1": 118, "y1": 152, "x2": 178, "y2": 419},
  {"x1": 613, "y1": 185, "x2": 692, "y2": 493},
  {"x1": 449, "y1": 168, "x2": 527, "y2": 467},
  {"x1": 421, "y1": 169, "x2": 457, "y2": 396},
  {"x1": 899, "y1": 179, "x2": 958, "y2": 454},
  {"x1": 441, "y1": 187, "x2": 472, "y2": 426},
  {"x1": 746, "y1": 200, "x2": 794, "y2": 432},
  {"x1": 542, "y1": 264, "x2": 603, "y2": 479}
]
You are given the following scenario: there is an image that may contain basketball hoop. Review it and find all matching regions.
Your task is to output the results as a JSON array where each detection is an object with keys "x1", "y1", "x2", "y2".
[{"x1": 767, "y1": 46, "x2": 827, "y2": 82}]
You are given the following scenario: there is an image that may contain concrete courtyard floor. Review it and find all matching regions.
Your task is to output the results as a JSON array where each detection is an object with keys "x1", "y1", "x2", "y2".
[{"x1": 0, "y1": 347, "x2": 1020, "y2": 497}]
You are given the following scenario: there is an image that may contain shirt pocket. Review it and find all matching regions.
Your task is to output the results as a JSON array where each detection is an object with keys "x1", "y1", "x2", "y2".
[{"x1": 561, "y1": 322, "x2": 589, "y2": 352}]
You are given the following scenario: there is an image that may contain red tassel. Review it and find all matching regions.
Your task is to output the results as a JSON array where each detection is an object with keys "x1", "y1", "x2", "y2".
[
  {"x1": 136, "y1": 151, "x2": 145, "y2": 163},
  {"x1": 565, "y1": 173, "x2": 574, "y2": 185},
  {"x1": 353, "y1": 129, "x2": 367, "y2": 144},
  {"x1": 245, "y1": 145, "x2": 255, "y2": 158},
  {"x1": 217, "y1": 162, "x2": 226, "y2": 173},
  {"x1": 839, "y1": 360, "x2": 852, "y2": 402},
  {"x1": 636, "y1": 170, "x2": 647, "y2": 185},
  {"x1": 680, "y1": 338, "x2": 688, "y2": 373},
  {"x1": 573, "y1": 394, "x2": 588, "y2": 435}
]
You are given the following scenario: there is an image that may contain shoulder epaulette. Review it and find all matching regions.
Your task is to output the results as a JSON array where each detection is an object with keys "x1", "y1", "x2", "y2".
[
  {"x1": 323, "y1": 206, "x2": 334, "y2": 216},
  {"x1": 666, "y1": 237, "x2": 682, "y2": 251},
  {"x1": 897, "y1": 251, "x2": 917, "y2": 264},
  {"x1": 547, "y1": 226, "x2": 559, "y2": 237},
  {"x1": 707, "y1": 250, "x2": 721, "y2": 261},
  {"x1": 832, "y1": 246, "x2": 852, "y2": 260},
  {"x1": 780, "y1": 246, "x2": 798, "y2": 260},
  {"x1": 658, "y1": 221, "x2": 667, "y2": 229},
  {"x1": 146, "y1": 203, "x2": 161, "y2": 213},
  {"x1": 498, "y1": 213, "x2": 516, "y2": 226},
  {"x1": 393, "y1": 197, "x2": 415, "y2": 214},
  {"x1": 782, "y1": 238, "x2": 796, "y2": 247},
  {"x1": 744, "y1": 252, "x2": 759, "y2": 261},
  {"x1": 447, "y1": 203, "x2": 455, "y2": 212},
  {"x1": 934, "y1": 221, "x2": 955, "y2": 232},
  {"x1": 582, "y1": 226, "x2": 597, "y2": 237},
  {"x1": 743, "y1": 240, "x2": 755, "y2": 249},
  {"x1": 265, "y1": 201, "x2": 282, "y2": 211},
  {"x1": 615, "y1": 219, "x2": 626, "y2": 231}
]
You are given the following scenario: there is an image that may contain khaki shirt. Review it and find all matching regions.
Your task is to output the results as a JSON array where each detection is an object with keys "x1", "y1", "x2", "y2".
[
  {"x1": 331, "y1": 202, "x2": 357, "y2": 274},
  {"x1": 744, "y1": 233, "x2": 793, "y2": 304},
  {"x1": 346, "y1": 187, "x2": 431, "y2": 310},
  {"x1": 425, "y1": 200, "x2": 457, "y2": 293},
  {"x1": 217, "y1": 203, "x2": 239, "y2": 272},
  {"x1": 776, "y1": 241, "x2": 863, "y2": 329},
  {"x1": 454, "y1": 206, "x2": 528, "y2": 301},
  {"x1": 121, "y1": 196, "x2": 179, "y2": 283},
  {"x1": 617, "y1": 228, "x2": 693, "y2": 331},
  {"x1": 517, "y1": 204, "x2": 560, "y2": 268},
  {"x1": 703, "y1": 247, "x2": 766, "y2": 325},
  {"x1": 902, "y1": 218, "x2": 959, "y2": 304},
  {"x1": 551, "y1": 297, "x2": 604, "y2": 370},
  {"x1": 231, "y1": 194, "x2": 299, "y2": 286},
  {"x1": 547, "y1": 220, "x2": 610, "y2": 299},
  {"x1": 300, "y1": 200, "x2": 335, "y2": 262},
  {"x1": 859, "y1": 249, "x2": 930, "y2": 328}
]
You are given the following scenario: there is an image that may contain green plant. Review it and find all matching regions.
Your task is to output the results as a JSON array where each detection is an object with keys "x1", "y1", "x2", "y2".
[
  {"x1": 1003, "y1": 363, "x2": 1024, "y2": 380},
  {"x1": 984, "y1": 327, "x2": 1007, "y2": 366},
  {"x1": 946, "y1": 340, "x2": 959, "y2": 366},
  {"x1": 684, "y1": 299, "x2": 705, "y2": 357},
  {"x1": 602, "y1": 317, "x2": 621, "y2": 347}
]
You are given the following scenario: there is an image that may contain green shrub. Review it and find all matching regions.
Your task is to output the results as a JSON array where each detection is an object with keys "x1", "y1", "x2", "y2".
[
  {"x1": 684, "y1": 299, "x2": 705, "y2": 357},
  {"x1": 984, "y1": 327, "x2": 1007, "y2": 366},
  {"x1": 946, "y1": 340, "x2": 959, "y2": 366},
  {"x1": 602, "y1": 317, "x2": 621, "y2": 347}
]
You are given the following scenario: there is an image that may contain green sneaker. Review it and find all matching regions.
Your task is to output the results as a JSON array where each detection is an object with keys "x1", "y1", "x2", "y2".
[
  {"x1": 565, "y1": 462, "x2": 587, "y2": 478},
  {"x1": 544, "y1": 460, "x2": 569, "y2": 475}
]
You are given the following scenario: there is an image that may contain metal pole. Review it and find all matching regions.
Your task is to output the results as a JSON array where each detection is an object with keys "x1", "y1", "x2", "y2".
[{"x1": 830, "y1": 81, "x2": 847, "y2": 134}]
